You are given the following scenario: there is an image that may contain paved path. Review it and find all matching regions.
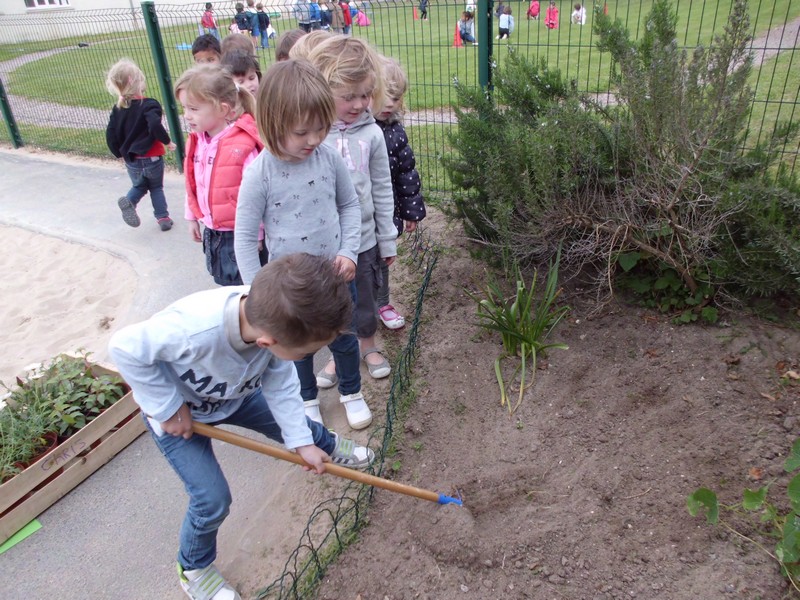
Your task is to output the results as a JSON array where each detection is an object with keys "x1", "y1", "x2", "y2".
[{"x1": 0, "y1": 148, "x2": 354, "y2": 600}]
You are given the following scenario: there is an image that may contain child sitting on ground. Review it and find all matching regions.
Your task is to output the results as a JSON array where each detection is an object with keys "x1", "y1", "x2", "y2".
[
  {"x1": 192, "y1": 33, "x2": 221, "y2": 64},
  {"x1": 108, "y1": 252, "x2": 374, "y2": 600},
  {"x1": 373, "y1": 57, "x2": 426, "y2": 330},
  {"x1": 459, "y1": 10, "x2": 476, "y2": 45},
  {"x1": 497, "y1": 5, "x2": 514, "y2": 39},
  {"x1": 105, "y1": 58, "x2": 176, "y2": 232}
]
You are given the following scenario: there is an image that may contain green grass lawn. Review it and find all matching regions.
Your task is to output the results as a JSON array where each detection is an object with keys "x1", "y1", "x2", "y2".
[
  {"x1": 748, "y1": 49, "x2": 800, "y2": 171},
  {"x1": 4, "y1": 0, "x2": 797, "y2": 111},
  {"x1": 0, "y1": 0, "x2": 796, "y2": 181}
]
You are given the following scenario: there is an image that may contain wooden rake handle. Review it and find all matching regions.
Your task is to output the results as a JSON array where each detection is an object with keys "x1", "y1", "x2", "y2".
[{"x1": 192, "y1": 422, "x2": 461, "y2": 506}]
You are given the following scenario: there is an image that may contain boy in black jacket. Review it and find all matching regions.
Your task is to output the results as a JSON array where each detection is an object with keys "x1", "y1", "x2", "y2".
[{"x1": 105, "y1": 59, "x2": 175, "y2": 231}]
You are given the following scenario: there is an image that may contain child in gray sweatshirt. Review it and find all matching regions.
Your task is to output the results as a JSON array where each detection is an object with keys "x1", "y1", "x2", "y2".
[
  {"x1": 235, "y1": 59, "x2": 371, "y2": 431},
  {"x1": 108, "y1": 253, "x2": 373, "y2": 600},
  {"x1": 307, "y1": 36, "x2": 398, "y2": 392}
]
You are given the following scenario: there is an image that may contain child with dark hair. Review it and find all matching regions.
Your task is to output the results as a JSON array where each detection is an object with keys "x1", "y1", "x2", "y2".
[
  {"x1": 109, "y1": 252, "x2": 374, "y2": 600},
  {"x1": 544, "y1": 0, "x2": 559, "y2": 28},
  {"x1": 275, "y1": 28, "x2": 306, "y2": 61},
  {"x1": 200, "y1": 3, "x2": 220, "y2": 41},
  {"x1": 459, "y1": 10, "x2": 476, "y2": 44},
  {"x1": 234, "y1": 2, "x2": 252, "y2": 35},
  {"x1": 256, "y1": 3, "x2": 272, "y2": 48},
  {"x1": 221, "y1": 50, "x2": 261, "y2": 97},
  {"x1": 192, "y1": 33, "x2": 221, "y2": 64},
  {"x1": 496, "y1": 5, "x2": 514, "y2": 39}
]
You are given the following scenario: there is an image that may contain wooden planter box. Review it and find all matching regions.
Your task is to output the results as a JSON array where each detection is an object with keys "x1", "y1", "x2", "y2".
[{"x1": 0, "y1": 362, "x2": 145, "y2": 545}]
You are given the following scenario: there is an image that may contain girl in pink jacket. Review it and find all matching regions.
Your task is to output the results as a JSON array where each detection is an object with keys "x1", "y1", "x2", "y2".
[{"x1": 175, "y1": 64, "x2": 266, "y2": 286}]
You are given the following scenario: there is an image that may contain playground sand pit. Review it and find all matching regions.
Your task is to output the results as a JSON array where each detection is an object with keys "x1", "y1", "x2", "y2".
[
  {"x1": 0, "y1": 225, "x2": 135, "y2": 386},
  {"x1": 316, "y1": 209, "x2": 800, "y2": 599}
]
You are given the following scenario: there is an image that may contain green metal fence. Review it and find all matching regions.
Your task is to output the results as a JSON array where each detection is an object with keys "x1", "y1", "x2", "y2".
[{"x1": 0, "y1": 0, "x2": 797, "y2": 188}]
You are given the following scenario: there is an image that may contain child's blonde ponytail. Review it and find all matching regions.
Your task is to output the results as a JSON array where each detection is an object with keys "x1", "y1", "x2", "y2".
[{"x1": 106, "y1": 59, "x2": 146, "y2": 109}]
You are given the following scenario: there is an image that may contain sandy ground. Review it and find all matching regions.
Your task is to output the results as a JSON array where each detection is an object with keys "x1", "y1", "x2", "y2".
[{"x1": 0, "y1": 225, "x2": 136, "y2": 387}]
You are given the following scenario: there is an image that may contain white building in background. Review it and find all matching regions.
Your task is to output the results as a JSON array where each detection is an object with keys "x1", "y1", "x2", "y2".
[
  {"x1": 0, "y1": 0, "x2": 289, "y2": 15},
  {"x1": 0, "y1": 0, "x2": 290, "y2": 43}
]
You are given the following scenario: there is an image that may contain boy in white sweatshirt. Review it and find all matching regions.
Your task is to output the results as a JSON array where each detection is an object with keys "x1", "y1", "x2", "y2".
[{"x1": 108, "y1": 253, "x2": 373, "y2": 600}]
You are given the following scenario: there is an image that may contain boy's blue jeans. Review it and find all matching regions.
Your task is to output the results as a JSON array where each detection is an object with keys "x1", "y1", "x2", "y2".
[
  {"x1": 124, "y1": 156, "x2": 169, "y2": 220},
  {"x1": 260, "y1": 29, "x2": 269, "y2": 48},
  {"x1": 147, "y1": 390, "x2": 335, "y2": 571}
]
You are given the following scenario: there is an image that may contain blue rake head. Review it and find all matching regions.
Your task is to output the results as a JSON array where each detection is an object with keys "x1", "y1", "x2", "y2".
[{"x1": 437, "y1": 489, "x2": 464, "y2": 506}]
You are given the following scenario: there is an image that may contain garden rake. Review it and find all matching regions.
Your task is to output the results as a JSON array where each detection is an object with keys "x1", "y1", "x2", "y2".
[{"x1": 193, "y1": 422, "x2": 463, "y2": 506}]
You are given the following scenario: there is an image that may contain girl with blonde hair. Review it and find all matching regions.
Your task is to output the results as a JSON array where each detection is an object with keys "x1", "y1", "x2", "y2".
[
  {"x1": 174, "y1": 64, "x2": 265, "y2": 286},
  {"x1": 307, "y1": 36, "x2": 397, "y2": 418},
  {"x1": 105, "y1": 58, "x2": 176, "y2": 231},
  {"x1": 373, "y1": 56, "x2": 426, "y2": 330}
]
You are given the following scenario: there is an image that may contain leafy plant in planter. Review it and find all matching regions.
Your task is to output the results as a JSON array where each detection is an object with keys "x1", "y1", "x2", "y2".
[
  {"x1": 0, "y1": 353, "x2": 127, "y2": 483},
  {"x1": 0, "y1": 403, "x2": 55, "y2": 483}
]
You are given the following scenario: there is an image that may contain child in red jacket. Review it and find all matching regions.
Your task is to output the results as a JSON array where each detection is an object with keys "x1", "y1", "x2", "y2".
[{"x1": 175, "y1": 64, "x2": 267, "y2": 286}]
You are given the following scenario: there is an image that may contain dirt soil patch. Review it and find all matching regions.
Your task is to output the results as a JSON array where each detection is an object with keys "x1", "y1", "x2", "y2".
[{"x1": 314, "y1": 209, "x2": 800, "y2": 600}]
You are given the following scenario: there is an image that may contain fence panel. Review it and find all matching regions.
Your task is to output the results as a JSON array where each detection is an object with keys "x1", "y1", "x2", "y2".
[{"x1": 0, "y1": 0, "x2": 796, "y2": 186}]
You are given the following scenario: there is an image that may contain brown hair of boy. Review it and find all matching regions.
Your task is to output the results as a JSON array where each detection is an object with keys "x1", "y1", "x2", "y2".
[
  {"x1": 222, "y1": 32, "x2": 255, "y2": 58},
  {"x1": 245, "y1": 253, "x2": 352, "y2": 346},
  {"x1": 275, "y1": 29, "x2": 306, "y2": 61}
]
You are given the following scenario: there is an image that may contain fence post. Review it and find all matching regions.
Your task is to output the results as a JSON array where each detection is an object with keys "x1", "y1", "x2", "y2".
[
  {"x1": 0, "y1": 78, "x2": 23, "y2": 149},
  {"x1": 141, "y1": 0, "x2": 185, "y2": 172},
  {"x1": 477, "y1": 0, "x2": 492, "y2": 94}
]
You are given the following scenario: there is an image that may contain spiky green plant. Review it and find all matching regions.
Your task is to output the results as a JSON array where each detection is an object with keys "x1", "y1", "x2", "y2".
[{"x1": 469, "y1": 250, "x2": 569, "y2": 414}]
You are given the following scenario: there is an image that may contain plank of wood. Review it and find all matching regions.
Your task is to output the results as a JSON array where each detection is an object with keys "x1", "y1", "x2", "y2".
[
  {"x1": 0, "y1": 392, "x2": 141, "y2": 514},
  {"x1": 0, "y1": 416, "x2": 145, "y2": 545}
]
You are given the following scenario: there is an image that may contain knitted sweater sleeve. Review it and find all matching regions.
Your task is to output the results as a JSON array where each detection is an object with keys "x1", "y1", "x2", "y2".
[{"x1": 235, "y1": 156, "x2": 270, "y2": 285}]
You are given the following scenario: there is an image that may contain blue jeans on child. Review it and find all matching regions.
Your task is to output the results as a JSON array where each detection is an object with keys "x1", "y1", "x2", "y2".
[
  {"x1": 124, "y1": 156, "x2": 169, "y2": 220},
  {"x1": 293, "y1": 281, "x2": 360, "y2": 400},
  {"x1": 260, "y1": 29, "x2": 270, "y2": 48},
  {"x1": 147, "y1": 389, "x2": 335, "y2": 571}
]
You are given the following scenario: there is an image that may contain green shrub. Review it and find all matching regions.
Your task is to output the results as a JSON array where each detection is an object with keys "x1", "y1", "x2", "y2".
[{"x1": 444, "y1": 0, "x2": 800, "y2": 308}]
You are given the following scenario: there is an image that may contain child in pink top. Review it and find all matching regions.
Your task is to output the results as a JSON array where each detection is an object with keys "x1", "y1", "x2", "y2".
[
  {"x1": 544, "y1": 0, "x2": 559, "y2": 28},
  {"x1": 175, "y1": 64, "x2": 266, "y2": 286}
]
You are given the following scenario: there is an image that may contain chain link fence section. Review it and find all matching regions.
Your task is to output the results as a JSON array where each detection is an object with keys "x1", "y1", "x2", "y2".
[
  {"x1": 256, "y1": 227, "x2": 439, "y2": 600},
  {"x1": 1, "y1": 1, "x2": 796, "y2": 186}
]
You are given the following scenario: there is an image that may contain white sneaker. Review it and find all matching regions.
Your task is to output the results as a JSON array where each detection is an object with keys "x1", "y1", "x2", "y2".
[
  {"x1": 329, "y1": 432, "x2": 375, "y2": 468},
  {"x1": 178, "y1": 563, "x2": 240, "y2": 600},
  {"x1": 339, "y1": 391, "x2": 373, "y2": 429},
  {"x1": 304, "y1": 399, "x2": 324, "y2": 426}
]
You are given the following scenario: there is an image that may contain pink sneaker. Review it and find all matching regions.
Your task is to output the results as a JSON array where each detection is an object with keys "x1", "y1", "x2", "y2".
[{"x1": 378, "y1": 305, "x2": 405, "y2": 330}]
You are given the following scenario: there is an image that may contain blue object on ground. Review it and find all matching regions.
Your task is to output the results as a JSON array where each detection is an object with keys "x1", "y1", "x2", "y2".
[{"x1": 176, "y1": 43, "x2": 192, "y2": 50}]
